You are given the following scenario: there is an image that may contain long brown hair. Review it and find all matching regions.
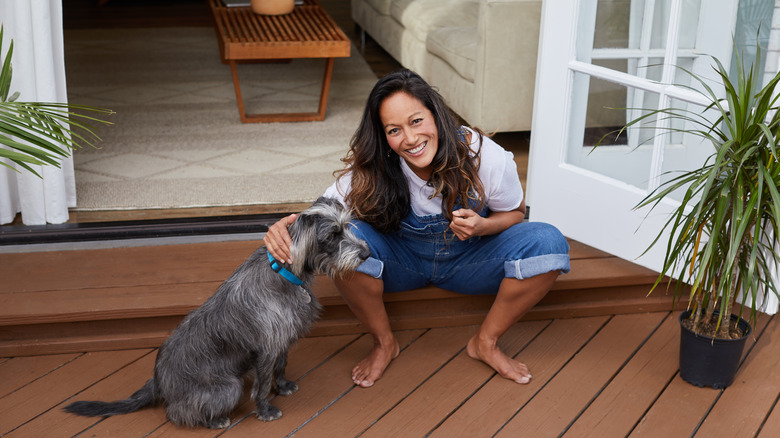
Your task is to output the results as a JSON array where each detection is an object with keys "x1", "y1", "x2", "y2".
[{"x1": 336, "y1": 69, "x2": 485, "y2": 233}]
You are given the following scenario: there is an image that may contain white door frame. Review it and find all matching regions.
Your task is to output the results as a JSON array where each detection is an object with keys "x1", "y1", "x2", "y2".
[
  {"x1": 528, "y1": 0, "x2": 778, "y2": 313},
  {"x1": 527, "y1": 0, "x2": 736, "y2": 270}
]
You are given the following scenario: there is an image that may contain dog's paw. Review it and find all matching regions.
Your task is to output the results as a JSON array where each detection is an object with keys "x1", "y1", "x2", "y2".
[
  {"x1": 276, "y1": 379, "x2": 299, "y2": 396},
  {"x1": 257, "y1": 404, "x2": 283, "y2": 422},
  {"x1": 204, "y1": 417, "x2": 231, "y2": 429}
]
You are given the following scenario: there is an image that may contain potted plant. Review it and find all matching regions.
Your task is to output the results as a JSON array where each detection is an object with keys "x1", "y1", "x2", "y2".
[
  {"x1": 0, "y1": 26, "x2": 112, "y2": 178},
  {"x1": 615, "y1": 43, "x2": 780, "y2": 388}
]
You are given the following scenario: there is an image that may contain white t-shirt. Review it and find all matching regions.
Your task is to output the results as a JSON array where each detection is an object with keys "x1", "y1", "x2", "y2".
[{"x1": 323, "y1": 127, "x2": 524, "y2": 216}]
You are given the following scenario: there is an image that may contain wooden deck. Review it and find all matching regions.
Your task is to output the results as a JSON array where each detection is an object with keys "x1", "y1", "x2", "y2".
[
  {"x1": 2, "y1": 311, "x2": 778, "y2": 437},
  {"x1": 0, "y1": 237, "x2": 680, "y2": 356},
  {"x1": 2, "y1": 236, "x2": 779, "y2": 436}
]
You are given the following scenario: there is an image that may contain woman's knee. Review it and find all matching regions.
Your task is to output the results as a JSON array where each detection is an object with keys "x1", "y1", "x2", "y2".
[
  {"x1": 535, "y1": 222, "x2": 569, "y2": 254},
  {"x1": 501, "y1": 222, "x2": 570, "y2": 279},
  {"x1": 349, "y1": 220, "x2": 396, "y2": 263},
  {"x1": 510, "y1": 221, "x2": 569, "y2": 255}
]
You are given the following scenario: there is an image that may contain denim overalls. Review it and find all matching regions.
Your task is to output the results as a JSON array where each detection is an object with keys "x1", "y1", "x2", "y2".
[{"x1": 350, "y1": 207, "x2": 570, "y2": 295}]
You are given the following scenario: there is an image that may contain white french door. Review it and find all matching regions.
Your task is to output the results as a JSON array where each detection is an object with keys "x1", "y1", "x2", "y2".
[{"x1": 528, "y1": 0, "x2": 739, "y2": 272}]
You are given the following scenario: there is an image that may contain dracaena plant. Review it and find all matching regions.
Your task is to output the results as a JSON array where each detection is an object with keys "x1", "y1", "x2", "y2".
[
  {"x1": 625, "y1": 42, "x2": 780, "y2": 339},
  {"x1": 0, "y1": 25, "x2": 113, "y2": 178}
]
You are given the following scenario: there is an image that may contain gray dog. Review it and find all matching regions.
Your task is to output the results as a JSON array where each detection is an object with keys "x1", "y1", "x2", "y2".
[{"x1": 64, "y1": 197, "x2": 369, "y2": 429}]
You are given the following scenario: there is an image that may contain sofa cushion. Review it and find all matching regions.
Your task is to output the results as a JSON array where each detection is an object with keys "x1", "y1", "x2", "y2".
[
  {"x1": 364, "y1": 0, "x2": 393, "y2": 16},
  {"x1": 427, "y1": 26, "x2": 477, "y2": 82},
  {"x1": 390, "y1": 0, "x2": 478, "y2": 42}
]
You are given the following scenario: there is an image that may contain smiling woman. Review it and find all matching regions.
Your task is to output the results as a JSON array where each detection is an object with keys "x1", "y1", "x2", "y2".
[{"x1": 264, "y1": 68, "x2": 571, "y2": 389}]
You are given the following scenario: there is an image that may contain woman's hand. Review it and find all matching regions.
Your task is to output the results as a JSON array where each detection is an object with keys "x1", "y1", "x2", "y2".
[
  {"x1": 450, "y1": 201, "x2": 526, "y2": 241},
  {"x1": 264, "y1": 214, "x2": 297, "y2": 264},
  {"x1": 450, "y1": 209, "x2": 484, "y2": 240}
]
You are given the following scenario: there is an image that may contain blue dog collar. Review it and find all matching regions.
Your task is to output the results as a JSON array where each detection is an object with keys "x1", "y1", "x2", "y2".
[{"x1": 267, "y1": 251, "x2": 303, "y2": 286}]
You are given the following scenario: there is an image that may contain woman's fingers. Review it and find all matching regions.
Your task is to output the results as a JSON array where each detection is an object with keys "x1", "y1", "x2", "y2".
[
  {"x1": 265, "y1": 214, "x2": 297, "y2": 263},
  {"x1": 450, "y1": 209, "x2": 479, "y2": 240}
]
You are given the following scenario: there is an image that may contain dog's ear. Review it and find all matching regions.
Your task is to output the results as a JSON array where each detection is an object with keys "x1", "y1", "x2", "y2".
[
  {"x1": 288, "y1": 196, "x2": 345, "y2": 251},
  {"x1": 287, "y1": 207, "x2": 322, "y2": 274},
  {"x1": 287, "y1": 211, "x2": 306, "y2": 241},
  {"x1": 287, "y1": 205, "x2": 320, "y2": 244}
]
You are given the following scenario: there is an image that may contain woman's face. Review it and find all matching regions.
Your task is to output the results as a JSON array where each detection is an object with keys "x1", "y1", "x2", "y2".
[{"x1": 379, "y1": 91, "x2": 438, "y2": 180}]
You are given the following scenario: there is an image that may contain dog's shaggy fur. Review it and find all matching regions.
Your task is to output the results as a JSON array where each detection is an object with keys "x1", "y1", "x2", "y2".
[{"x1": 64, "y1": 197, "x2": 369, "y2": 429}]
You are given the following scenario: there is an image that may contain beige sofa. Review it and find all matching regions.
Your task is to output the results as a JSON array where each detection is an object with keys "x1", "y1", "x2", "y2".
[{"x1": 352, "y1": 0, "x2": 542, "y2": 133}]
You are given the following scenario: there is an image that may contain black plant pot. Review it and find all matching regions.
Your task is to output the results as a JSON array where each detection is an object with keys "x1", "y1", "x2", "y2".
[{"x1": 678, "y1": 310, "x2": 752, "y2": 389}]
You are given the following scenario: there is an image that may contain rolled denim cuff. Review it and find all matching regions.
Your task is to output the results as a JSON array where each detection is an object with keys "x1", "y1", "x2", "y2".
[
  {"x1": 356, "y1": 256, "x2": 384, "y2": 279},
  {"x1": 505, "y1": 254, "x2": 571, "y2": 280}
]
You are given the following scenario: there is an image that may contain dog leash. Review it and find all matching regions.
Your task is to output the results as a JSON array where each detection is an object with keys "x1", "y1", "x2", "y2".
[{"x1": 267, "y1": 251, "x2": 304, "y2": 286}]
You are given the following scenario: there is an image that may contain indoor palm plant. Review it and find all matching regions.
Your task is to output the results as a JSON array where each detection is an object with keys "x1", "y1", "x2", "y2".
[
  {"x1": 0, "y1": 26, "x2": 112, "y2": 178},
  {"x1": 619, "y1": 43, "x2": 780, "y2": 388}
]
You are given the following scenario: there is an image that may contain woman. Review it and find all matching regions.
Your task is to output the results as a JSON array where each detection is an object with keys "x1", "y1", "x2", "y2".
[{"x1": 265, "y1": 69, "x2": 570, "y2": 387}]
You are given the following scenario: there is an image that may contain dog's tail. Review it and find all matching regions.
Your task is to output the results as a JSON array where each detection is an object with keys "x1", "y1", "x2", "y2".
[{"x1": 63, "y1": 378, "x2": 157, "y2": 417}]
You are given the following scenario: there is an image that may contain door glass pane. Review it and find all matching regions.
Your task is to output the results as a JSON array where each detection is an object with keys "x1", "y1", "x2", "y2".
[
  {"x1": 678, "y1": 0, "x2": 702, "y2": 49},
  {"x1": 731, "y1": 0, "x2": 774, "y2": 84},
  {"x1": 669, "y1": 57, "x2": 695, "y2": 85},
  {"x1": 650, "y1": 0, "x2": 702, "y2": 50},
  {"x1": 567, "y1": 72, "x2": 655, "y2": 190},
  {"x1": 659, "y1": 97, "x2": 716, "y2": 202},
  {"x1": 567, "y1": 77, "x2": 715, "y2": 199},
  {"x1": 591, "y1": 0, "x2": 702, "y2": 51},
  {"x1": 593, "y1": 1, "x2": 631, "y2": 49},
  {"x1": 643, "y1": 57, "x2": 665, "y2": 81}
]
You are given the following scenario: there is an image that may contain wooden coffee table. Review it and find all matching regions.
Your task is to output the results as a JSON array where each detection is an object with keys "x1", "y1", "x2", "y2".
[{"x1": 209, "y1": 0, "x2": 351, "y2": 123}]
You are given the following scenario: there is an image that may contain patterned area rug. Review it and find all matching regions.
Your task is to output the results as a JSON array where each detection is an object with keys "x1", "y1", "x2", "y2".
[{"x1": 65, "y1": 27, "x2": 376, "y2": 210}]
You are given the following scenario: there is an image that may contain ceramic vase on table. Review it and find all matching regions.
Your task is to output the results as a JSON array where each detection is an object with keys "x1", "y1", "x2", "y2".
[{"x1": 251, "y1": 0, "x2": 295, "y2": 15}]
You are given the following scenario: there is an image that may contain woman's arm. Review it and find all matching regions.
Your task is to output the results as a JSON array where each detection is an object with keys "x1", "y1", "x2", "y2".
[{"x1": 449, "y1": 199, "x2": 526, "y2": 240}]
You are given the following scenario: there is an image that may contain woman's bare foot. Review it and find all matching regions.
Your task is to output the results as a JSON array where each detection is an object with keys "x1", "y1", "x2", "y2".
[
  {"x1": 466, "y1": 334, "x2": 531, "y2": 384},
  {"x1": 352, "y1": 338, "x2": 400, "y2": 387}
]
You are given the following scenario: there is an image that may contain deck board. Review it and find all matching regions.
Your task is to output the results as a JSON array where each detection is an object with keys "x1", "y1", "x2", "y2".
[
  {"x1": 630, "y1": 313, "x2": 774, "y2": 437},
  {"x1": 2, "y1": 313, "x2": 776, "y2": 437},
  {"x1": 12, "y1": 352, "x2": 160, "y2": 438},
  {"x1": 429, "y1": 316, "x2": 609, "y2": 437},
  {"x1": 1, "y1": 241, "x2": 257, "y2": 294},
  {"x1": 0, "y1": 353, "x2": 79, "y2": 398},
  {"x1": 629, "y1": 374, "x2": 721, "y2": 437},
  {"x1": 758, "y1": 400, "x2": 780, "y2": 437},
  {"x1": 0, "y1": 349, "x2": 151, "y2": 435},
  {"x1": 292, "y1": 326, "x2": 477, "y2": 437},
  {"x1": 565, "y1": 312, "x2": 679, "y2": 437},
  {"x1": 219, "y1": 330, "x2": 423, "y2": 436},
  {"x1": 495, "y1": 313, "x2": 668, "y2": 437},
  {"x1": 362, "y1": 320, "x2": 550, "y2": 437},
  {"x1": 695, "y1": 311, "x2": 780, "y2": 437}
]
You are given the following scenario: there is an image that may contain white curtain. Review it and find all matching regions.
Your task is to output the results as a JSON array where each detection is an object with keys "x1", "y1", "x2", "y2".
[{"x1": 0, "y1": 0, "x2": 74, "y2": 225}]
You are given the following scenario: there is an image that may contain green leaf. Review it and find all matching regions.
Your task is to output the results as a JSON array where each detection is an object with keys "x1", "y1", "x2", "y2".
[{"x1": 0, "y1": 24, "x2": 113, "y2": 178}]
